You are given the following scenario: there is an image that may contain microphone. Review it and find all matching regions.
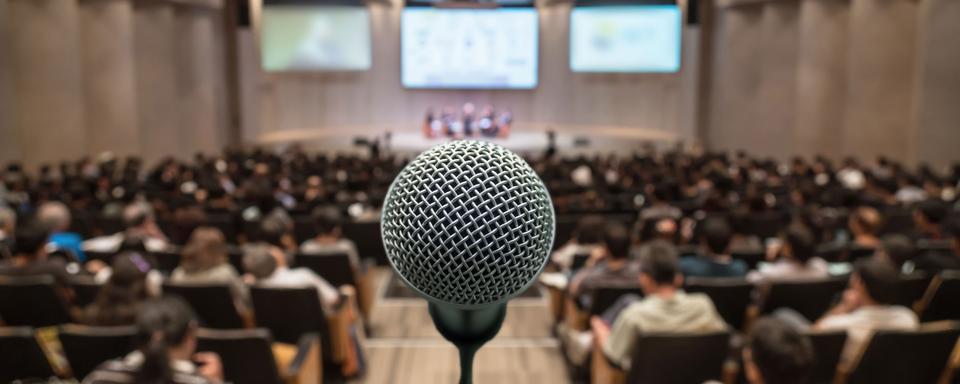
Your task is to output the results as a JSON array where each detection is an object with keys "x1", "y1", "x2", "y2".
[{"x1": 381, "y1": 140, "x2": 555, "y2": 384}]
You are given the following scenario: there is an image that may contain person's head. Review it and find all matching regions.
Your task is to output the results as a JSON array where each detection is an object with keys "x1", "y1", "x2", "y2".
[
  {"x1": 259, "y1": 213, "x2": 291, "y2": 248},
  {"x1": 877, "y1": 234, "x2": 915, "y2": 271},
  {"x1": 123, "y1": 201, "x2": 154, "y2": 230},
  {"x1": 782, "y1": 223, "x2": 816, "y2": 264},
  {"x1": 637, "y1": 240, "x2": 682, "y2": 293},
  {"x1": 913, "y1": 199, "x2": 948, "y2": 234},
  {"x1": 701, "y1": 217, "x2": 733, "y2": 256},
  {"x1": 134, "y1": 297, "x2": 199, "y2": 384},
  {"x1": 37, "y1": 201, "x2": 72, "y2": 233},
  {"x1": 654, "y1": 218, "x2": 677, "y2": 242},
  {"x1": 0, "y1": 205, "x2": 17, "y2": 235},
  {"x1": 744, "y1": 317, "x2": 814, "y2": 384},
  {"x1": 180, "y1": 227, "x2": 228, "y2": 274},
  {"x1": 242, "y1": 244, "x2": 280, "y2": 280},
  {"x1": 88, "y1": 252, "x2": 152, "y2": 326},
  {"x1": 602, "y1": 224, "x2": 630, "y2": 261},
  {"x1": 849, "y1": 206, "x2": 882, "y2": 238},
  {"x1": 13, "y1": 223, "x2": 49, "y2": 260},
  {"x1": 312, "y1": 206, "x2": 343, "y2": 237},
  {"x1": 575, "y1": 215, "x2": 605, "y2": 245},
  {"x1": 850, "y1": 258, "x2": 901, "y2": 306}
]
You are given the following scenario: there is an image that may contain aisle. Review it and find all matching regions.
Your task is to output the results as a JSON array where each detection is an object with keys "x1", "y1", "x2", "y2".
[{"x1": 350, "y1": 272, "x2": 570, "y2": 384}]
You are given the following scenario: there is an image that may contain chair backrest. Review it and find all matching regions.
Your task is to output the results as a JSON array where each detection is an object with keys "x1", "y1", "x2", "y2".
[
  {"x1": 588, "y1": 286, "x2": 645, "y2": 317},
  {"x1": 70, "y1": 276, "x2": 103, "y2": 308},
  {"x1": 570, "y1": 252, "x2": 591, "y2": 272},
  {"x1": 553, "y1": 216, "x2": 580, "y2": 251},
  {"x1": 743, "y1": 212, "x2": 787, "y2": 240},
  {"x1": 807, "y1": 330, "x2": 846, "y2": 384},
  {"x1": 880, "y1": 207, "x2": 914, "y2": 235},
  {"x1": 59, "y1": 324, "x2": 137, "y2": 380},
  {"x1": 0, "y1": 275, "x2": 72, "y2": 327},
  {"x1": 250, "y1": 286, "x2": 331, "y2": 356},
  {"x1": 293, "y1": 252, "x2": 356, "y2": 288},
  {"x1": 292, "y1": 215, "x2": 317, "y2": 244},
  {"x1": 895, "y1": 273, "x2": 932, "y2": 309},
  {"x1": 845, "y1": 322, "x2": 960, "y2": 384},
  {"x1": 341, "y1": 220, "x2": 387, "y2": 265},
  {"x1": 227, "y1": 247, "x2": 245, "y2": 275},
  {"x1": 685, "y1": 278, "x2": 753, "y2": 331},
  {"x1": 847, "y1": 246, "x2": 876, "y2": 263},
  {"x1": 162, "y1": 282, "x2": 245, "y2": 329},
  {"x1": 0, "y1": 327, "x2": 55, "y2": 383},
  {"x1": 918, "y1": 271, "x2": 960, "y2": 322},
  {"x1": 626, "y1": 331, "x2": 731, "y2": 384},
  {"x1": 759, "y1": 277, "x2": 848, "y2": 321},
  {"x1": 196, "y1": 328, "x2": 282, "y2": 384},
  {"x1": 206, "y1": 214, "x2": 239, "y2": 244},
  {"x1": 151, "y1": 250, "x2": 182, "y2": 275},
  {"x1": 730, "y1": 249, "x2": 765, "y2": 271}
]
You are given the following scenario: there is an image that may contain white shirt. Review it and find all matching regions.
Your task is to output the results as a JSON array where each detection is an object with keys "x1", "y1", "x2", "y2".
[
  {"x1": 83, "y1": 233, "x2": 169, "y2": 253},
  {"x1": 818, "y1": 305, "x2": 919, "y2": 364},
  {"x1": 747, "y1": 258, "x2": 830, "y2": 284},
  {"x1": 259, "y1": 266, "x2": 339, "y2": 312},
  {"x1": 551, "y1": 243, "x2": 601, "y2": 271}
]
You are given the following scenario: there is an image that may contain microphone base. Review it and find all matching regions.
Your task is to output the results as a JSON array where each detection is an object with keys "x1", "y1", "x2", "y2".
[{"x1": 428, "y1": 302, "x2": 508, "y2": 384}]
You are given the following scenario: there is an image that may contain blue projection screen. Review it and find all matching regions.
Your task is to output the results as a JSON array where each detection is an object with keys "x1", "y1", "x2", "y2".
[
  {"x1": 401, "y1": 7, "x2": 539, "y2": 89},
  {"x1": 570, "y1": 5, "x2": 682, "y2": 73}
]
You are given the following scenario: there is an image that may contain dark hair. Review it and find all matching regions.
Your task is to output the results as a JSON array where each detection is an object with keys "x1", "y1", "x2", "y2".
[
  {"x1": 312, "y1": 206, "x2": 343, "y2": 235},
  {"x1": 702, "y1": 217, "x2": 733, "y2": 255},
  {"x1": 84, "y1": 252, "x2": 151, "y2": 326},
  {"x1": 853, "y1": 258, "x2": 901, "y2": 305},
  {"x1": 13, "y1": 223, "x2": 49, "y2": 257},
  {"x1": 748, "y1": 317, "x2": 814, "y2": 384},
  {"x1": 603, "y1": 224, "x2": 630, "y2": 260},
  {"x1": 879, "y1": 234, "x2": 915, "y2": 270},
  {"x1": 915, "y1": 199, "x2": 948, "y2": 225},
  {"x1": 135, "y1": 297, "x2": 197, "y2": 384},
  {"x1": 242, "y1": 245, "x2": 278, "y2": 280},
  {"x1": 575, "y1": 215, "x2": 605, "y2": 245},
  {"x1": 784, "y1": 223, "x2": 816, "y2": 263},
  {"x1": 639, "y1": 240, "x2": 679, "y2": 285},
  {"x1": 944, "y1": 218, "x2": 960, "y2": 241}
]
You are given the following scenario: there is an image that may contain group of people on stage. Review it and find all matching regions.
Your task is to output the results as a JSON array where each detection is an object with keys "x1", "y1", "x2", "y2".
[{"x1": 422, "y1": 103, "x2": 512, "y2": 139}]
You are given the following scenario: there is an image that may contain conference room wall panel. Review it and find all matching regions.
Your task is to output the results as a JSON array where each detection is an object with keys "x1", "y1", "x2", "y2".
[
  {"x1": 913, "y1": 0, "x2": 960, "y2": 168},
  {"x1": 133, "y1": 1, "x2": 182, "y2": 164},
  {"x1": 0, "y1": 0, "x2": 17, "y2": 164}
]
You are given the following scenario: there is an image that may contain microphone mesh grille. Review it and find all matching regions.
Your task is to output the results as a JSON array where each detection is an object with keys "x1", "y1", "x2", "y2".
[{"x1": 382, "y1": 140, "x2": 555, "y2": 307}]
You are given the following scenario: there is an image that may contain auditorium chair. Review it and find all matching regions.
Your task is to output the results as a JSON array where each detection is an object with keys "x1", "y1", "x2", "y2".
[
  {"x1": 569, "y1": 252, "x2": 591, "y2": 272},
  {"x1": 807, "y1": 330, "x2": 847, "y2": 384},
  {"x1": 341, "y1": 220, "x2": 387, "y2": 265},
  {"x1": 895, "y1": 272, "x2": 932, "y2": 309},
  {"x1": 0, "y1": 327, "x2": 56, "y2": 383},
  {"x1": 756, "y1": 277, "x2": 848, "y2": 322},
  {"x1": 292, "y1": 215, "x2": 317, "y2": 244},
  {"x1": 152, "y1": 249, "x2": 182, "y2": 275},
  {"x1": 565, "y1": 285, "x2": 644, "y2": 331},
  {"x1": 837, "y1": 321, "x2": 960, "y2": 384},
  {"x1": 84, "y1": 250, "x2": 116, "y2": 264},
  {"x1": 916, "y1": 271, "x2": 960, "y2": 323},
  {"x1": 553, "y1": 216, "x2": 580, "y2": 251},
  {"x1": 730, "y1": 249, "x2": 765, "y2": 271},
  {"x1": 743, "y1": 211, "x2": 787, "y2": 240},
  {"x1": 227, "y1": 247, "x2": 245, "y2": 274},
  {"x1": 48, "y1": 248, "x2": 80, "y2": 264},
  {"x1": 69, "y1": 275, "x2": 103, "y2": 308},
  {"x1": 846, "y1": 246, "x2": 876, "y2": 263},
  {"x1": 0, "y1": 275, "x2": 72, "y2": 327},
  {"x1": 162, "y1": 282, "x2": 249, "y2": 329},
  {"x1": 590, "y1": 329, "x2": 733, "y2": 384},
  {"x1": 59, "y1": 324, "x2": 136, "y2": 380},
  {"x1": 293, "y1": 252, "x2": 376, "y2": 321},
  {"x1": 196, "y1": 328, "x2": 321, "y2": 384},
  {"x1": 880, "y1": 207, "x2": 915, "y2": 235},
  {"x1": 206, "y1": 214, "x2": 240, "y2": 244},
  {"x1": 685, "y1": 278, "x2": 753, "y2": 331},
  {"x1": 95, "y1": 215, "x2": 125, "y2": 237},
  {"x1": 250, "y1": 285, "x2": 361, "y2": 378}
]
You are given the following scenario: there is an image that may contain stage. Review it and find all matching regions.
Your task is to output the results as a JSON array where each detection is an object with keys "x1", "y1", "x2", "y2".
[{"x1": 256, "y1": 123, "x2": 681, "y2": 155}]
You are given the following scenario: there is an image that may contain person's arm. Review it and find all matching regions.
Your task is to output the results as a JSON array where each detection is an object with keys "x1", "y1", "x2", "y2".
[
  {"x1": 814, "y1": 289, "x2": 860, "y2": 328},
  {"x1": 591, "y1": 316, "x2": 612, "y2": 350}
]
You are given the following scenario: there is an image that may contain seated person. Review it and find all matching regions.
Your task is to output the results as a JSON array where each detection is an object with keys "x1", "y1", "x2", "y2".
[
  {"x1": 592, "y1": 242, "x2": 727, "y2": 369},
  {"x1": 0, "y1": 205, "x2": 15, "y2": 259},
  {"x1": 749, "y1": 223, "x2": 829, "y2": 283},
  {"x1": 848, "y1": 206, "x2": 882, "y2": 249},
  {"x1": 300, "y1": 206, "x2": 361, "y2": 271},
  {"x1": 170, "y1": 227, "x2": 249, "y2": 312},
  {"x1": 0, "y1": 223, "x2": 74, "y2": 302},
  {"x1": 913, "y1": 199, "x2": 949, "y2": 241},
  {"x1": 243, "y1": 245, "x2": 340, "y2": 312},
  {"x1": 81, "y1": 252, "x2": 156, "y2": 326},
  {"x1": 551, "y1": 215, "x2": 605, "y2": 271},
  {"x1": 875, "y1": 234, "x2": 916, "y2": 273},
  {"x1": 83, "y1": 297, "x2": 223, "y2": 384},
  {"x1": 744, "y1": 317, "x2": 815, "y2": 384},
  {"x1": 911, "y1": 218, "x2": 960, "y2": 273},
  {"x1": 814, "y1": 258, "x2": 918, "y2": 364},
  {"x1": 38, "y1": 201, "x2": 87, "y2": 262},
  {"x1": 83, "y1": 201, "x2": 169, "y2": 253},
  {"x1": 568, "y1": 224, "x2": 641, "y2": 300},
  {"x1": 680, "y1": 217, "x2": 748, "y2": 278}
]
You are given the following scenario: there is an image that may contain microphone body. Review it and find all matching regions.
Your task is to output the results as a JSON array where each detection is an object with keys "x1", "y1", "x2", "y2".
[{"x1": 381, "y1": 140, "x2": 555, "y2": 384}]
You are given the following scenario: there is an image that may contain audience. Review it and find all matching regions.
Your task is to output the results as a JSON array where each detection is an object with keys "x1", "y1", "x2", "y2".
[
  {"x1": 814, "y1": 258, "x2": 918, "y2": 364},
  {"x1": 84, "y1": 202, "x2": 169, "y2": 253},
  {"x1": 680, "y1": 217, "x2": 748, "y2": 278},
  {"x1": 243, "y1": 244, "x2": 340, "y2": 312},
  {"x1": 592, "y1": 241, "x2": 727, "y2": 369},
  {"x1": 170, "y1": 227, "x2": 249, "y2": 312},
  {"x1": 913, "y1": 198, "x2": 949, "y2": 241},
  {"x1": 749, "y1": 223, "x2": 829, "y2": 283},
  {"x1": 81, "y1": 252, "x2": 155, "y2": 326},
  {"x1": 744, "y1": 317, "x2": 814, "y2": 384},
  {"x1": 552, "y1": 215, "x2": 605, "y2": 271},
  {"x1": 568, "y1": 223, "x2": 640, "y2": 300},
  {"x1": 848, "y1": 206, "x2": 882, "y2": 249},
  {"x1": 83, "y1": 297, "x2": 223, "y2": 384},
  {"x1": 300, "y1": 206, "x2": 362, "y2": 271},
  {"x1": 0, "y1": 223, "x2": 73, "y2": 301}
]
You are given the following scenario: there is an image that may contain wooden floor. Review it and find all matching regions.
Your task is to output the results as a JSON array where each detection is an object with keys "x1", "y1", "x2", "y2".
[{"x1": 350, "y1": 271, "x2": 571, "y2": 384}]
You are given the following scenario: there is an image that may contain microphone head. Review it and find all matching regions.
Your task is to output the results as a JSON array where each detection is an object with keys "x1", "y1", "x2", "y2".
[{"x1": 382, "y1": 140, "x2": 555, "y2": 309}]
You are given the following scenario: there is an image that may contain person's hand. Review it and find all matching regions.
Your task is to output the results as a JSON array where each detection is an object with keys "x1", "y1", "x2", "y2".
[
  {"x1": 839, "y1": 288, "x2": 862, "y2": 312},
  {"x1": 85, "y1": 259, "x2": 107, "y2": 274},
  {"x1": 193, "y1": 352, "x2": 224, "y2": 383}
]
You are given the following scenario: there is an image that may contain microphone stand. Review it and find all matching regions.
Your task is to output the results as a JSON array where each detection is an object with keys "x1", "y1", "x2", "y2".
[{"x1": 428, "y1": 302, "x2": 508, "y2": 384}]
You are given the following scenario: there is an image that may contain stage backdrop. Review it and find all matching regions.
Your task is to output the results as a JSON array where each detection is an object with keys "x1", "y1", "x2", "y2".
[{"x1": 240, "y1": 0, "x2": 702, "y2": 152}]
